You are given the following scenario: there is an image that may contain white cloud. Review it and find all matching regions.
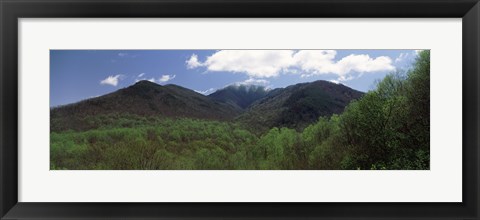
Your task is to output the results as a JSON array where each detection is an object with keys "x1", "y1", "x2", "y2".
[
  {"x1": 294, "y1": 51, "x2": 395, "y2": 80},
  {"x1": 134, "y1": 73, "x2": 154, "y2": 83},
  {"x1": 195, "y1": 88, "x2": 216, "y2": 95},
  {"x1": 188, "y1": 50, "x2": 295, "y2": 78},
  {"x1": 329, "y1": 79, "x2": 340, "y2": 84},
  {"x1": 237, "y1": 78, "x2": 270, "y2": 86},
  {"x1": 415, "y1": 50, "x2": 424, "y2": 55},
  {"x1": 227, "y1": 78, "x2": 272, "y2": 91},
  {"x1": 292, "y1": 50, "x2": 337, "y2": 74},
  {"x1": 187, "y1": 50, "x2": 395, "y2": 81},
  {"x1": 186, "y1": 54, "x2": 203, "y2": 69},
  {"x1": 158, "y1": 74, "x2": 176, "y2": 83},
  {"x1": 100, "y1": 74, "x2": 123, "y2": 86},
  {"x1": 135, "y1": 78, "x2": 155, "y2": 83},
  {"x1": 134, "y1": 73, "x2": 175, "y2": 84},
  {"x1": 118, "y1": 53, "x2": 128, "y2": 57}
]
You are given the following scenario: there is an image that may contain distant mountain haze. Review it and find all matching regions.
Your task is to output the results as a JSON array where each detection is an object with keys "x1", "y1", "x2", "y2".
[
  {"x1": 51, "y1": 80, "x2": 363, "y2": 132},
  {"x1": 208, "y1": 84, "x2": 270, "y2": 110}
]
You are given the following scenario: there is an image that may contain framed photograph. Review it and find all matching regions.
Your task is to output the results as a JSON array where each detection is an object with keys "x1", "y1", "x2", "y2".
[{"x1": 1, "y1": 0, "x2": 479, "y2": 219}]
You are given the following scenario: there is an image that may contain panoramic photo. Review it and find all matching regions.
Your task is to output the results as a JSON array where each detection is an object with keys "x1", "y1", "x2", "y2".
[{"x1": 50, "y1": 49, "x2": 430, "y2": 170}]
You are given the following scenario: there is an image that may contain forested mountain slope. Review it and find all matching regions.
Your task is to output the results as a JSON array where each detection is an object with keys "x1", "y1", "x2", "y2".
[
  {"x1": 51, "y1": 80, "x2": 242, "y2": 132},
  {"x1": 237, "y1": 80, "x2": 363, "y2": 131}
]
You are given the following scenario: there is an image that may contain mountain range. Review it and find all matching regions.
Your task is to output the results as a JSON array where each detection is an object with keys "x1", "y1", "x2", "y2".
[{"x1": 51, "y1": 80, "x2": 363, "y2": 132}]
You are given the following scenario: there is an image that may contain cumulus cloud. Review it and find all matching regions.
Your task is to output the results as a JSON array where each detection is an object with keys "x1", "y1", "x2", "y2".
[
  {"x1": 294, "y1": 51, "x2": 395, "y2": 80},
  {"x1": 100, "y1": 74, "x2": 123, "y2": 86},
  {"x1": 158, "y1": 74, "x2": 176, "y2": 83},
  {"x1": 186, "y1": 50, "x2": 395, "y2": 81},
  {"x1": 203, "y1": 50, "x2": 295, "y2": 78},
  {"x1": 292, "y1": 50, "x2": 338, "y2": 74},
  {"x1": 186, "y1": 54, "x2": 203, "y2": 69}
]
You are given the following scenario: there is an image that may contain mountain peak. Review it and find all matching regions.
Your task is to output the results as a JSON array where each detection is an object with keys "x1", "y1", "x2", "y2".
[
  {"x1": 132, "y1": 80, "x2": 160, "y2": 87},
  {"x1": 235, "y1": 80, "x2": 364, "y2": 131},
  {"x1": 50, "y1": 81, "x2": 242, "y2": 132}
]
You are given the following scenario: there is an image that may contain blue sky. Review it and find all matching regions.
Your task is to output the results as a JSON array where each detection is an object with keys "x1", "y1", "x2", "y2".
[{"x1": 50, "y1": 49, "x2": 420, "y2": 107}]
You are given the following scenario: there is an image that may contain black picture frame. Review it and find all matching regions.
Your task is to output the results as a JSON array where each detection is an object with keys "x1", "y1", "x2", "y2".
[{"x1": 1, "y1": 0, "x2": 479, "y2": 219}]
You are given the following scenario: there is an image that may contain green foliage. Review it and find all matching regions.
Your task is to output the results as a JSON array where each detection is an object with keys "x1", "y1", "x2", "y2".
[
  {"x1": 51, "y1": 118, "x2": 256, "y2": 169},
  {"x1": 51, "y1": 51, "x2": 430, "y2": 170},
  {"x1": 337, "y1": 50, "x2": 430, "y2": 169}
]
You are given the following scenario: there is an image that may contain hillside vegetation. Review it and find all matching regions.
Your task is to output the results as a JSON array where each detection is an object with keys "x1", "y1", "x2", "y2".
[
  {"x1": 235, "y1": 80, "x2": 363, "y2": 132},
  {"x1": 51, "y1": 51, "x2": 429, "y2": 170},
  {"x1": 51, "y1": 81, "x2": 241, "y2": 132}
]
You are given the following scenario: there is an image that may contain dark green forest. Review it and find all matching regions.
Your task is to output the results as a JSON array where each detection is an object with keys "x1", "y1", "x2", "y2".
[{"x1": 51, "y1": 51, "x2": 430, "y2": 170}]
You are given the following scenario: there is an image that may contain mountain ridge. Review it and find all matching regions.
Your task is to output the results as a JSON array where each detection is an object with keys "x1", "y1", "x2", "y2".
[
  {"x1": 51, "y1": 80, "x2": 363, "y2": 132},
  {"x1": 50, "y1": 80, "x2": 242, "y2": 131},
  {"x1": 208, "y1": 84, "x2": 270, "y2": 110},
  {"x1": 235, "y1": 80, "x2": 364, "y2": 131}
]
